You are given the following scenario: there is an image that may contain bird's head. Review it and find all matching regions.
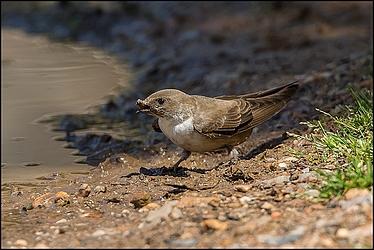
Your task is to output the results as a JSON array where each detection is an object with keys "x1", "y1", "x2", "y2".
[{"x1": 136, "y1": 89, "x2": 195, "y2": 122}]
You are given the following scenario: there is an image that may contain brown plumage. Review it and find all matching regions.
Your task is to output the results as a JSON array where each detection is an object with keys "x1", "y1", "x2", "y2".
[{"x1": 136, "y1": 81, "x2": 298, "y2": 170}]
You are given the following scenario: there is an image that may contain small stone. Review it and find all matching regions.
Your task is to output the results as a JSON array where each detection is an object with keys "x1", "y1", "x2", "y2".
[
  {"x1": 282, "y1": 186, "x2": 295, "y2": 194},
  {"x1": 77, "y1": 183, "x2": 91, "y2": 197},
  {"x1": 177, "y1": 197, "x2": 220, "y2": 208},
  {"x1": 320, "y1": 237, "x2": 336, "y2": 247},
  {"x1": 336, "y1": 227, "x2": 349, "y2": 238},
  {"x1": 271, "y1": 211, "x2": 281, "y2": 219},
  {"x1": 265, "y1": 157, "x2": 276, "y2": 162},
  {"x1": 146, "y1": 200, "x2": 179, "y2": 224},
  {"x1": 344, "y1": 188, "x2": 371, "y2": 200},
  {"x1": 301, "y1": 167, "x2": 310, "y2": 173},
  {"x1": 32, "y1": 192, "x2": 52, "y2": 207},
  {"x1": 282, "y1": 156, "x2": 299, "y2": 162},
  {"x1": 93, "y1": 185, "x2": 106, "y2": 194},
  {"x1": 139, "y1": 202, "x2": 160, "y2": 212},
  {"x1": 121, "y1": 209, "x2": 131, "y2": 216},
  {"x1": 54, "y1": 191, "x2": 70, "y2": 206},
  {"x1": 238, "y1": 196, "x2": 252, "y2": 205},
  {"x1": 14, "y1": 239, "x2": 28, "y2": 247},
  {"x1": 234, "y1": 184, "x2": 252, "y2": 192},
  {"x1": 297, "y1": 173, "x2": 313, "y2": 182},
  {"x1": 227, "y1": 202, "x2": 242, "y2": 208},
  {"x1": 33, "y1": 242, "x2": 49, "y2": 248},
  {"x1": 305, "y1": 189, "x2": 321, "y2": 197},
  {"x1": 169, "y1": 237, "x2": 199, "y2": 247},
  {"x1": 308, "y1": 203, "x2": 325, "y2": 210},
  {"x1": 23, "y1": 202, "x2": 34, "y2": 210},
  {"x1": 55, "y1": 191, "x2": 69, "y2": 199},
  {"x1": 278, "y1": 162, "x2": 288, "y2": 170},
  {"x1": 261, "y1": 201, "x2": 276, "y2": 211},
  {"x1": 56, "y1": 219, "x2": 67, "y2": 224},
  {"x1": 130, "y1": 192, "x2": 151, "y2": 208},
  {"x1": 170, "y1": 207, "x2": 183, "y2": 219},
  {"x1": 202, "y1": 219, "x2": 227, "y2": 230},
  {"x1": 91, "y1": 229, "x2": 106, "y2": 237}
]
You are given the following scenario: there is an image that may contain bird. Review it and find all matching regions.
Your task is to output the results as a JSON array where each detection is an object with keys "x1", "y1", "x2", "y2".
[{"x1": 136, "y1": 81, "x2": 298, "y2": 171}]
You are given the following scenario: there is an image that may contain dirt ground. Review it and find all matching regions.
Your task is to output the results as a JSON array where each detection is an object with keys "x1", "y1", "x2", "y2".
[{"x1": 1, "y1": 2, "x2": 373, "y2": 248}]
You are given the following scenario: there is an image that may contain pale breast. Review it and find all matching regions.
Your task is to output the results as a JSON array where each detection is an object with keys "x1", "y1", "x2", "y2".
[
  {"x1": 158, "y1": 117, "x2": 252, "y2": 152},
  {"x1": 158, "y1": 117, "x2": 204, "y2": 151}
]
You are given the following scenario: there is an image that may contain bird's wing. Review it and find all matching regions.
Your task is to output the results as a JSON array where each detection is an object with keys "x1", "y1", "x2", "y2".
[
  {"x1": 217, "y1": 81, "x2": 299, "y2": 129},
  {"x1": 192, "y1": 96, "x2": 253, "y2": 138},
  {"x1": 194, "y1": 81, "x2": 299, "y2": 138}
]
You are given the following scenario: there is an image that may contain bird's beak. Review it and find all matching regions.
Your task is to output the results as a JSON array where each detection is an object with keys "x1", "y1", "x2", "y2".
[{"x1": 136, "y1": 99, "x2": 151, "y2": 114}]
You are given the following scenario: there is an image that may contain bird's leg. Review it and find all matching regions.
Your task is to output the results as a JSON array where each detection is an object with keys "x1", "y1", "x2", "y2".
[
  {"x1": 172, "y1": 149, "x2": 191, "y2": 172},
  {"x1": 229, "y1": 147, "x2": 239, "y2": 164},
  {"x1": 223, "y1": 145, "x2": 239, "y2": 165}
]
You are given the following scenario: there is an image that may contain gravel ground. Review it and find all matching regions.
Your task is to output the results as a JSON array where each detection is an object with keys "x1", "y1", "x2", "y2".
[{"x1": 1, "y1": 2, "x2": 372, "y2": 248}]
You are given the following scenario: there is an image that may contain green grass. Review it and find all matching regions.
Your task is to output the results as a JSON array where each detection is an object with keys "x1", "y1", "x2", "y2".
[{"x1": 288, "y1": 85, "x2": 373, "y2": 199}]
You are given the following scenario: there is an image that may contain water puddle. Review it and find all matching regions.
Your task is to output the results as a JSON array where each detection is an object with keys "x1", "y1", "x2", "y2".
[{"x1": 1, "y1": 28, "x2": 134, "y2": 185}]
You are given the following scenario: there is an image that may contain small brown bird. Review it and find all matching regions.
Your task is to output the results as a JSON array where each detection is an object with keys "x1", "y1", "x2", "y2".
[{"x1": 136, "y1": 81, "x2": 298, "y2": 171}]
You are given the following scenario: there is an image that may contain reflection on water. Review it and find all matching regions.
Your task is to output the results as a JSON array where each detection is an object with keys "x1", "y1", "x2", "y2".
[{"x1": 1, "y1": 28, "x2": 132, "y2": 184}]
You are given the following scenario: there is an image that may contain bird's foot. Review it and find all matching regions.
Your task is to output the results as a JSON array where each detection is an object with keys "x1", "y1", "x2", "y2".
[{"x1": 171, "y1": 149, "x2": 191, "y2": 172}]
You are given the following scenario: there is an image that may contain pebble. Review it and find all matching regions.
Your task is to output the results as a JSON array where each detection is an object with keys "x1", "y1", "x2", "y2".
[
  {"x1": 91, "y1": 229, "x2": 106, "y2": 237},
  {"x1": 265, "y1": 176, "x2": 290, "y2": 185},
  {"x1": 93, "y1": 185, "x2": 106, "y2": 194},
  {"x1": 202, "y1": 219, "x2": 227, "y2": 230},
  {"x1": 170, "y1": 207, "x2": 183, "y2": 219},
  {"x1": 257, "y1": 225, "x2": 306, "y2": 246},
  {"x1": 238, "y1": 196, "x2": 252, "y2": 205},
  {"x1": 320, "y1": 237, "x2": 336, "y2": 247},
  {"x1": 121, "y1": 209, "x2": 131, "y2": 216},
  {"x1": 261, "y1": 201, "x2": 276, "y2": 211},
  {"x1": 278, "y1": 162, "x2": 288, "y2": 170},
  {"x1": 336, "y1": 227, "x2": 349, "y2": 238},
  {"x1": 217, "y1": 212, "x2": 227, "y2": 222},
  {"x1": 256, "y1": 234, "x2": 300, "y2": 246},
  {"x1": 282, "y1": 156, "x2": 299, "y2": 162},
  {"x1": 234, "y1": 184, "x2": 252, "y2": 192},
  {"x1": 305, "y1": 189, "x2": 321, "y2": 197},
  {"x1": 344, "y1": 188, "x2": 371, "y2": 200},
  {"x1": 33, "y1": 242, "x2": 49, "y2": 248},
  {"x1": 139, "y1": 202, "x2": 160, "y2": 212},
  {"x1": 227, "y1": 202, "x2": 242, "y2": 208},
  {"x1": 56, "y1": 218, "x2": 67, "y2": 224},
  {"x1": 227, "y1": 209, "x2": 247, "y2": 220},
  {"x1": 55, "y1": 191, "x2": 69, "y2": 199},
  {"x1": 301, "y1": 167, "x2": 310, "y2": 173},
  {"x1": 271, "y1": 211, "x2": 282, "y2": 219},
  {"x1": 130, "y1": 192, "x2": 151, "y2": 208},
  {"x1": 169, "y1": 237, "x2": 199, "y2": 247},
  {"x1": 78, "y1": 183, "x2": 91, "y2": 197},
  {"x1": 297, "y1": 172, "x2": 318, "y2": 182},
  {"x1": 265, "y1": 157, "x2": 276, "y2": 162},
  {"x1": 177, "y1": 196, "x2": 220, "y2": 208},
  {"x1": 146, "y1": 200, "x2": 179, "y2": 224},
  {"x1": 235, "y1": 216, "x2": 271, "y2": 234},
  {"x1": 14, "y1": 239, "x2": 28, "y2": 247}
]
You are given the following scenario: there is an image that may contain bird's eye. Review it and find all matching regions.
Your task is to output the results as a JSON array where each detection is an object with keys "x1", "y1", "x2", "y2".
[{"x1": 157, "y1": 98, "x2": 165, "y2": 105}]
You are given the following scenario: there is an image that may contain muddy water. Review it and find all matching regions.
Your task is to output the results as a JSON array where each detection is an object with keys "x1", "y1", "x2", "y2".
[{"x1": 1, "y1": 28, "x2": 132, "y2": 184}]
